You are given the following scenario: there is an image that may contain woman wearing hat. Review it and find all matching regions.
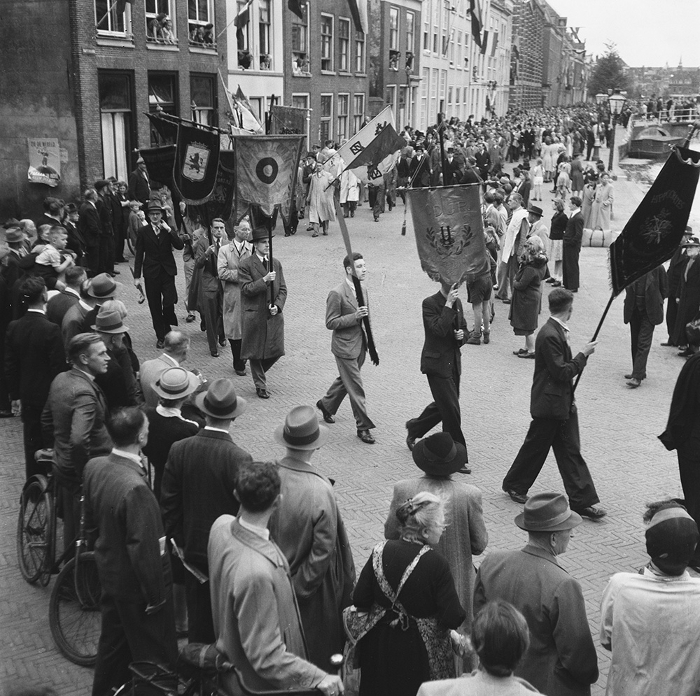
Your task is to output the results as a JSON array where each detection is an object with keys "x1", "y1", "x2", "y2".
[{"x1": 385, "y1": 432, "x2": 488, "y2": 638}]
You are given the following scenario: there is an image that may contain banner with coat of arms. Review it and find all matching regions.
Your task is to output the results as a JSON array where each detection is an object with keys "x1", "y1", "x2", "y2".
[
  {"x1": 234, "y1": 135, "x2": 305, "y2": 226},
  {"x1": 406, "y1": 184, "x2": 489, "y2": 287},
  {"x1": 173, "y1": 123, "x2": 221, "y2": 204}
]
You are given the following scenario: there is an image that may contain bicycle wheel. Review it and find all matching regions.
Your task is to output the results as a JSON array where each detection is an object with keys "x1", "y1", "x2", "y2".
[
  {"x1": 49, "y1": 551, "x2": 102, "y2": 666},
  {"x1": 16, "y1": 476, "x2": 53, "y2": 584}
]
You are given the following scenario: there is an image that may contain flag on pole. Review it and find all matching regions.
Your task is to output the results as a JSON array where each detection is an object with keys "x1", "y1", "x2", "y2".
[
  {"x1": 609, "y1": 146, "x2": 700, "y2": 296},
  {"x1": 347, "y1": 0, "x2": 368, "y2": 33},
  {"x1": 469, "y1": 0, "x2": 483, "y2": 48},
  {"x1": 406, "y1": 184, "x2": 489, "y2": 287},
  {"x1": 269, "y1": 105, "x2": 307, "y2": 135},
  {"x1": 234, "y1": 85, "x2": 264, "y2": 133},
  {"x1": 480, "y1": 30, "x2": 489, "y2": 55},
  {"x1": 234, "y1": 135, "x2": 305, "y2": 226},
  {"x1": 139, "y1": 145, "x2": 176, "y2": 189},
  {"x1": 342, "y1": 124, "x2": 406, "y2": 183},
  {"x1": 288, "y1": 0, "x2": 304, "y2": 19},
  {"x1": 234, "y1": 0, "x2": 253, "y2": 34},
  {"x1": 491, "y1": 31, "x2": 499, "y2": 57},
  {"x1": 333, "y1": 106, "x2": 395, "y2": 165},
  {"x1": 172, "y1": 123, "x2": 221, "y2": 204}
]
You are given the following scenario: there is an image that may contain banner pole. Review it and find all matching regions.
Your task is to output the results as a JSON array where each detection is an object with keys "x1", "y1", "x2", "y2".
[
  {"x1": 267, "y1": 210, "x2": 274, "y2": 308},
  {"x1": 572, "y1": 291, "x2": 615, "y2": 393},
  {"x1": 438, "y1": 112, "x2": 448, "y2": 185}
]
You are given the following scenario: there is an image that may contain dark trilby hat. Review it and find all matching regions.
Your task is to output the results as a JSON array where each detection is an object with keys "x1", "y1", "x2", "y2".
[
  {"x1": 527, "y1": 204, "x2": 543, "y2": 217},
  {"x1": 194, "y1": 378, "x2": 247, "y2": 419},
  {"x1": 5, "y1": 228, "x2": 24, "y2": 243},
  {"x1": 274, "y1": 405, "x2": 329, "y2": 450},
  {"x1": 515, "y1": 492, "x2": 582, "y2": 532},
  {"x1": 91, "y1": 309, "x2": 128, "y2": 334},
  {"x1": 412, "y1": 432, "x2": 467, "y2": 476},
  {"x1": 94, "y1": 179, "x2": 110, "y2": 190},
  {"x1": 250, "y1": 227, "x2": 273, "y2": 243},
  {"x1": 87, "y1": 273, "x2": 122, "y2": 299},
  {"x1": 147, "y1": 201, "x2": 165, "y2": 213},
  {"x1": 152, "y1": 367, "x2": 199, "y2": 400}
]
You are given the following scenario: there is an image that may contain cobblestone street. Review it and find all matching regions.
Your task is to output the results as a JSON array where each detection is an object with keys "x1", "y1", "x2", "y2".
[{"x1": 1, "y1": 169, "x2": 696, "y2": 696}]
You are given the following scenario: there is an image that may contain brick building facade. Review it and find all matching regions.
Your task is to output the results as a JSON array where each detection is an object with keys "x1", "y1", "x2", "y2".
[{"x1": 508, "y1": 0, "x2": 545, "y2": 110}]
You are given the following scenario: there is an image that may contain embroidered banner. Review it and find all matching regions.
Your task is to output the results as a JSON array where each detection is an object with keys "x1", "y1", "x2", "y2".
[{"x1": 173, "y1": 123, "x2": 221, "y2": 204}]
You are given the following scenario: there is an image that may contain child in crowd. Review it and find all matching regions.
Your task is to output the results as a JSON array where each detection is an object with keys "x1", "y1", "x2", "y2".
[{"x1": 34, "y1": 226, "x2": 75, "y2": 288}]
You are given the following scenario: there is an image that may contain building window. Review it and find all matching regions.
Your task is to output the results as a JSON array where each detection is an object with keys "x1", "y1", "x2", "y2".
[
  {"x1": 146, "y1": 0, "x2": 176, "y2": 43},
  {"x1": 421, "y1": 68, "x2": 429, "y2": 128},
  {"x1": 338, "y1": 18, "x2": 350, "y2": 72},
  {"x1": 389, "y1": 7, "x2": 399, "y2": 50},
  {"x1": 432, "y1": 28, "x2": 438, "y2": 54},
  {"x1": 321, "y1": 15, "x2": 333, "y2": 72},
  {"x1": 386, "y1": 85, "x2": 397, "y2": 112},
  {"x1": 353, "y1": 93, "x2": 365, "y2": 134},
  {"x1": 95, "y1": 0, "x2": 129, "y2": 34},
  {"x1": 320, "y1": 93, "x2": 333, "y2": 143},
  {"x1": 249, "y1": 97, "x2": 264, "y2": 124},
  {"x1": 148, "y1": 72, "x2": 178, "y2": 146},
  {"x1": 291, "y1": 4, "x2": 309, "y2": 74},
  {"x1": 337, "y1": 93, "x2": 349, "y2": 142},
  {"x1": 99, "y1": 71, "x2": 133, "y2": 180},
  {"x1": 191, "y1": 74, "x2": 217, "y2": 126},
  {"x1": 423, "y1": 15, "x2": 429, "y2": 50},
  {"x1": 188, "y1": 0, "x2": 214, "y2": 46},
  {"x1": 258, "y1": 0, "x2": 272, "y2": 70},
  {"x1": 406, "y1": 11, "x2": 415, "y2": 55},
  {"x1": 355, "y1": 31, "x2": 365, "y2": 73},
  {"x1": 292, "y1": 93, "x2": 310, "y2": 142},
  {"x1": 236, "y1": 0, "x2": 251, "y2": 68}
]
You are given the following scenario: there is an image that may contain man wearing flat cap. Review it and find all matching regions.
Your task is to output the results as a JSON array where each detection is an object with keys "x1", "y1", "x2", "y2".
[
  {"x1": 600, "y1": 501, "x2": 700, "y2": 696},
  {"x1": 268, "y1": 405, "x2": 355, "y2": 669},
  {"x1": 128, "y1": 157, "x2": 151, "y2": 207},
  {"x1": 161, "y1": 378, "x2": 252, "y2": 644},
  {"x1": 133, "y1": 200, "x2": 184, "y2": 349},
  {"x1": 474, "y1": 492, "x2": 599, "y2": 696}
]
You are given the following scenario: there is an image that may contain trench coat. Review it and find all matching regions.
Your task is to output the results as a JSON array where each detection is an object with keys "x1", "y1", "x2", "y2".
[
  {"x1": 384, "y1": 475, "x2": 488, "y2": 631},
  {"x1": 340, "y1": 169, "x2": 360, "y2": 204},
  {"x1": 268, "y1": 456, "x2": 355, "y2": 669},
  {"x1": 589, "y1": 182, "x2": 614, "y2": 231},
  {"x1": 307, "y1": 171, "x2": 337, "y2": 224},
  {"x1": 510, "y1": 255, "x2": 548, "y2": 334},
  {"x1": 218, "y1": 240, "x2": 253, "y2": 340},
  {"x1": 238, "y1": 254, "x2": 287, "y2": 360}
]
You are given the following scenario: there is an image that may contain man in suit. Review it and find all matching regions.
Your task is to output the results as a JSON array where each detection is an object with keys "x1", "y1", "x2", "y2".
[
  {"x1": 405, "y1": 282, "x2": 470, "y2": 460},
  {"x1": 47, "y1": 265, "x2": 86, "y2": 326},
  {"x1": 35, "y1": 196, "x2": 64, "y2": 231},
  {"x1": 61, "y1": 278, "x2": 96, "y2": 352},
  {"x1": 160, "y1": 378, "x2": 251, "y2": 644},
  {"x1": 662, "y1": 226, "x2": 693, "y2": 346},
  {"x1": 623, "y1": 266, "x2": 668, "y2": 389},
  {"x1": 239, "y1": 229, "x2": 287, "y2": 399},
  {"x1": 443, "y1": 148, "x2": 463, "y2": 186},
  {"x1": 409, "y1": 145, "x2": 432, "y2": 188},
  {"x1": 133, "y1": 201, "x2": 184, "y2": 349},
  {"x1": 128, "y1": 157, "x2": 151, "y2": 206},
  {"x1": 195, "y1": 218, "x2": 226, "y2": 357},
  {"x1": 5, "y1": 276, "x2": 66, "y2": 479},
  {"x1": 42, "y1": 333, "x2": 112, "y2": 553},
  {"x1": 268, "y1": 406, "x2": 355, "y2": 669},
  {"x1": 563, "y1": 196, "x2": 584, "y2": 292},
  {"x1": 474, "y1": 493, "x2": 599, "y2": 696},
  {"x1": 208, "y1": 461, "x2": 342, "y2": 696},
  {"x1": 84, "y1": 407, "x2": 177, "y2": 696},
  {"x1": 94, "y1": 180, "x2": 116, "y2": 276},
  {"x1": 316, "y1": 253, "x2": 376, "y2": 444},
  {"x1": 139, "y1": 331, "x2": 193, "y2": 408},
  {"x1": 502, "y1": 289, "x2": 606, "y2": 519},
  {"x1": 78, "y1": 188, "x2": 103, "y2": 276}
]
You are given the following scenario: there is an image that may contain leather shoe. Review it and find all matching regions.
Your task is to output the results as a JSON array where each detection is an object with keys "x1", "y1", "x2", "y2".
[
  {"x1": 218, "y1": 338, "x2": 226, "y2": 347},
  {"x1": 573, "y1": 505, "x2": 607, "y2": 520},
  {"x1": 0, "y1": 409, "x2": 14, "y2": 418},
  {"x1": 517, "y1": 352, "x2": 535, "y2": 359},
  {"x1": 678, "y1": 347, "x2": 693, "y2": 357},
  {"x1": 357, "y1": 429, "x2": 375, "y2": 444},
  {"x1": 256, "y1": 388, "x2": 270, "y2": 399},
  {"x1": 551, "y1": 281, "x2": 562, "y2": 287},
  {"x1": 502, "y1": 298, "x2": 511, "y2": 304},
  {"x1": 504, "y1": 489, "x2": 528, "y2": 504},
  {"x1": 624, "y1": 374, "x2": 633, "y2": 379},
  {"x1": 513, "y1": 348, "x2": 527, "y2": 355},
  {"x1": 626, "y1": 377, "x2": 641, "y2": 388},
  {"x1": 156, "y1": 340, "x2": 165, "y2": 349},
  {"x1": 457, "y1": 466, "x2": 472, "y2": 474},
  {"x1": 210, "y1": 351, "x2": 220, "y2": 357},
  {"x1": 186, "y1": 314, "x2": 196, "y2": 323},
  {"x1": 660, "y1": 340, "x2": 675, "y2": 347},
  {"x1": 235, "y1": 369, "x2": 247, "y2": 376},
  {"x1": 316, "y1": 400, "x2": 335, "y2": 424}
]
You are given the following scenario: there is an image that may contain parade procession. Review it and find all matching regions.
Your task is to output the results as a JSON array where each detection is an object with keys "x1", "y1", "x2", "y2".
[{"x1": 3, "y1": 1, "x2": 700, "y2": 695}]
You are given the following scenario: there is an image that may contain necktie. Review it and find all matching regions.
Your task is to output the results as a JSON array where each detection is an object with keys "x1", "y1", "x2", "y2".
[{"x1": 263, "y1": 257, "x2": 269, "y2": 271}]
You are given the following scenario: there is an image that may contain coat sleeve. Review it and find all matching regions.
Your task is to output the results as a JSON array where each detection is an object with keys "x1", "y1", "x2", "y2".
[
  {"x1": 472, "y1": 565, "x2": 488, "y2": 616},
  {"x1": 273, "y1": 262, "x2": 287, "y2": 312},
  {"x1": 540, "y1": 331, "x2": 587, "y2": 383},
  {"x1": 326, "y1": 289, "x2": 358, "y2": 331},
  {"x1": 352, "y1": 553, "x2": 377, "y2": 609},
  {"x1": 194, "y1": 236, "x2": 210, "y2": 269},
  {"x1": 424, "y1": 297, "x2": 457, "y2": 338},
  {"x1": 48, "y1": 324, "x2": 68, "y2": 379},
  {"x1": 240, "y1": 260, "x2": 268, "y2": 298},
  {"x1": 599, "y1": 576, "x2": 616, "y2": 651},
  {"x1": 70, "y1": 388, "x2": 100, "y2": 476},
  {"x1": 551, "y1": 578, "x2": 599, "y2": 685},
  {"x1": 235, "y1": 570, "x2": 327, "y2": 689},
  {"x1": 217, "y1": 247, "x2": 238, "y2": 283},
  {"x1": 133, "y1": 226, "x2": 145, "y2": 278},
  {"x1": 467, "y1": 489, "x2": 488, "y2": 556},
  {"x1": 513, "y1": 265, "x2": 537, "y2": 291},
  {"x1": 4, "y1": 324, "x2": 19, "y2": 400}
]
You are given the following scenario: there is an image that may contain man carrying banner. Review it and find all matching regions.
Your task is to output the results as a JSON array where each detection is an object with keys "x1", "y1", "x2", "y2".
[
  {"x1": 238, "y1": 228, "x2": 287, "y2": 399},
  {"x1": 316, "y1": 252, "x2": 376, "y2": 445}
]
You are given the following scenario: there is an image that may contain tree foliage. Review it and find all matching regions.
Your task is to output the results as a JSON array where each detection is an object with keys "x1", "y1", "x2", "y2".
[{"x1": 587, "y1": 44, "x2": 631, "y2": 98}]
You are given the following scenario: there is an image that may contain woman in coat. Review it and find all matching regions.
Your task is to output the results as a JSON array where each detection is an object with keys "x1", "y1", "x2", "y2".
[
  {"x1": 589, "y1": 172, "x2": 614, "y2": 231},
  {"x1": 510, "y1": 236, "x2": 548, "y2": 358},
  {"x1": 354, "y1": 492, "x2": 466, "y2": 696},
  {"x1": 384, "y1": 433, "x2": 488, "y2": 639},
  {"x1": 581, "y1": 181, "x2": 595, "y2": 229},
  {"x1": 307, "y1": 161, "x2": 336, "y2": 237},
  {"x1": 672, "y1": 239, "x2": 700, "y2": 351},
  {"x1": 218, "y1": 219, "x2": 252, "y2": 375},
  {"x1": 340, "y1": 167, "x2": 360, "y2": 218},
  {"x1": 570, "y1": 153, "x2": 584, "y2": 197},
  {"x1": 547, "y1": 199, "x2": 568, "y2": 287}
]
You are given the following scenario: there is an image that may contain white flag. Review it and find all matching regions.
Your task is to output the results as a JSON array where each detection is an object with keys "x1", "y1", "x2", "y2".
[{"x1": 330, "y1": 106, "x2": 395, "y2": 168}]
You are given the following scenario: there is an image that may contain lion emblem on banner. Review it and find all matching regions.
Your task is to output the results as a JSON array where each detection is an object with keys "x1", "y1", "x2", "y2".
[{"x1": 182, "y1": 142, "x2": 210, "y2": 182}]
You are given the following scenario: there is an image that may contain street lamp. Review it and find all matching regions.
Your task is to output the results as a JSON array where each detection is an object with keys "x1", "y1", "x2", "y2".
[{"x1": 607, "y1": 89, "x2": 626, "y2": 172}]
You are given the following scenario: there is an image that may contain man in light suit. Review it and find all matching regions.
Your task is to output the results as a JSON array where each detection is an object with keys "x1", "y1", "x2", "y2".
[
  {"x1": 501, "y1": 289, "x2": 606, "y2": 519},
  {"x1": 195, "y1": 218, "x2": 226, "y2": 357},
  {"x1": 160, "y1": 378, "x2": 251, "y2": 644},
  {"x1": 563, "y1": 196, "x2": 584, "y2": 292},
  {"x1": 139, "y1": 331, "x2": 192, "y2": 408},
  {"x1": 316, "y1": 253, "x2": 376, "y2": 444}
]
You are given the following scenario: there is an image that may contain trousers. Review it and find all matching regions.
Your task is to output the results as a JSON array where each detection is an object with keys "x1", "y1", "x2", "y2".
[
  {"x1": 250, "y1": 357, "x2": 280, "y2": 389},
  {"x1": 185, "y1": 571, "x2": 215, "y2": 644},
  {"x1": 144, "y1": 270, "x2": 178, "y2": 342},
  {"x1": 321, "y1": 348, "x2": 375, "y2": 430},
  {"x1": 629, "y1": 304, "x2": 656, "y2": 380}
]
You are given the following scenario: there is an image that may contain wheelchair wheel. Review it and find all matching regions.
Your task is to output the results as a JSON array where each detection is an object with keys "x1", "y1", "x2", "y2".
[
  {"x1": 17, "y1": 476, "x2": 53, "y2": 585},
  {"x1": 49, "y1": 551, "x2": 101, "y2": 666}
]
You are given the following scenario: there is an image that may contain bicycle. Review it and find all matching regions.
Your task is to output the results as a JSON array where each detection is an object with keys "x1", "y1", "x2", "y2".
[{"x1": 16, "y1": 449, "x2": 102, "y2": 666}]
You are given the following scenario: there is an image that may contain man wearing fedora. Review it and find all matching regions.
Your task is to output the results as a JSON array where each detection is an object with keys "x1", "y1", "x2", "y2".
[
  {"x1": 268, "y1": 405, "x2": 355, "y2": 669},
  {"x1": 134, "y1": 200, "x2": 184, "y2": 349},
  {"x1": 385, "y1": 432, "x2": 487, "y2": 636},
  {"x1": 128, "y1": 157, "x2": 151, "y2": 207},
  {"x1": 316, "y1": 252, "x2": 376, "y2": 444},
  {"x1": 140, "y1": 331, "x2": 195, "y2": 409},
  {"x1": 82, "y1": 272, "x2": 122, "y2": 341},
  {"x1": 61, "y1": 277, "x2": 96, "y2": 352},
  {"x1": 474, "y1": 492, "x2": 599, "y2": 696},
  {"x1": 161, "y1": 378, "x2": 251, "y2": 643},
  {"x1": 238, "y1": 229, "x2": 287, "y2": 399},
  {"x1": 502, "y1": 288, "x2": 605, "y2": 519}
]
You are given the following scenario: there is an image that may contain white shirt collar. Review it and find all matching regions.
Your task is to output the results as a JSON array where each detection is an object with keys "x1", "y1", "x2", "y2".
[
  {"x1": 27, "y1": 308, "x2": 46, "y2": 315},
  {"x1": 79, "y1": 299, "x2": 92, "y2": 311},
  {"x1": 111, "y1": 448, "x2": 144, "y2": 467},
  {"x1": 64, "y1": 287, "x2": 80, "y2": 298},
  {"x1": 550, "y1": 315, "x2": 570, "y2": 332},
  {"x1": 204, "y1": 425, "x2": 230, "y2": 434},
  {"x1": 570, "y1": 207, "x2": 581, "y2": 216},
  {"x1": 162, "y1": 353, "x2": 179, "y2": 367},
  {"x1": 238, "y1": 516, "x2": 270, "y2": 540},
  {"x1": 156, "y1": 404, "x2": 182, "y2": 418}
]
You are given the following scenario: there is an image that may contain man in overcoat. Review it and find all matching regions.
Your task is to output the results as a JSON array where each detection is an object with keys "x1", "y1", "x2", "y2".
[
  {"x1": 84, "y1": 407, "x2": 177, "y2": 696},
  {"x1": 268, "y1": 406, "x2": 355, "y2": 670},
  {"x1": 623, "y1": 265, "x2": 668, "y2": 388},
  {"x1": 316, "y1": 252, "x2": 376, "y2": 444},
  {"x1": 474, "y1": 492, "x2": 599, "y2": 696},
  {"x1": 78, "y1": 188, "x2": 102, "y2": 276},
  {"x1": 218, "y1": 219, "x2": 253, "y2": 375},
  {"x1": 405, "y1": 282, "x2": 469, "y2": 455},
  {"x1": 662, "y1": 226, "x2": 692, "y2": 346},
  {"x1": 238, "y1": 228, "x2": 287, "y2": 399},
  {"x1": 562, "y1": 196, "x2": 584, "y2": 292},
  {"x1": 502, "y1": 289, "x2": 606, "y2": 519}
]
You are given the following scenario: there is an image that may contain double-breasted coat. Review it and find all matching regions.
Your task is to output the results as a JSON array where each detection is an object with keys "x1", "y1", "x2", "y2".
[
  {"x1": 510, "y1": 255, "x2": 548, "y2": 334},
  {"x1": 218, "y1": 240, "x2": 253, "y2": 340},
  {"x1": 238, "y1": 254, "x2": 287, "y2": 361}
]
